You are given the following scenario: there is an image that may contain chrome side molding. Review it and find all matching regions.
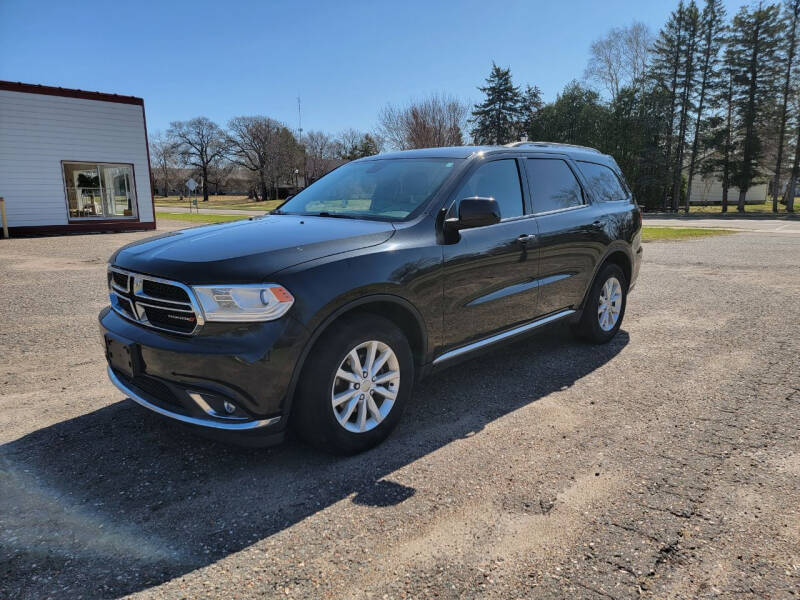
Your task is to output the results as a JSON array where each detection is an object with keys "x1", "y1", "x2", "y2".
[
  {"x1": 432, "y1": 309, "x2": 575, "y2": 365},
  {"x1": 107, "y1": 366, "x2": 281, "y2": 430}
]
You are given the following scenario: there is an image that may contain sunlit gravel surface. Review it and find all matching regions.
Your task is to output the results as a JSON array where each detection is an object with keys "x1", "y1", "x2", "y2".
[{"x1": 1, "y1": 224, "x2": 798, "y2": 599}]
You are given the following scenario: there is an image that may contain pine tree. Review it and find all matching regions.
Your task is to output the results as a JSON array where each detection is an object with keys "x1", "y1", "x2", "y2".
[
  {"x1": 649, "y1": 1, "x2": 687, "y2": 210},
  {"x1": 470, "y1": 63, "x2": 524, "y2": 145},
  {"x1": 605, "y1": 85, "x2": 673, "y2": 210},
  {"x1": 721, "y1": 50, "x2": 736, "y2": 213},
  {"x1": 706, "y1": 47, "x2": 737, "y2": 213},
  {"x1": 520, "y1": 84, "x2": 544, "y2": 140},
  {"x1": 533, "y1": 82, "x2": 606, "y2": 148},
  {"x1": 729, "y1": 2, "x2": 784, "y2": 212},
  {"x1": 774, "y1": 0, "x2": 800, "y2": 211},
  {"x1": 684, "y1": 0, "x2": 727, "y2": 212},
  {"x1": 785, "y1": 108, "x2": 800, "y2": 212},
  {"x1": 671, "y1": 1, "x2": 701, "y2": 211}
]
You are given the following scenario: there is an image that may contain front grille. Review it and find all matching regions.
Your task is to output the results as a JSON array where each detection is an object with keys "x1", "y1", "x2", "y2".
[
  {"x1": 142, "y1": 279, "x2": 190, "y2": 302},
  {"x1": 114, "y1": 295, "x2": 136, "y2": 318},
  {"x1": 111, "y1": 270, "x2": 129, "y2": 291},
  {"x1": 108, "y1": 267, "x2": 203, "y2": 335},
  {"x1": 141, "y1": 304, "x2": 198, "y2": 333}
]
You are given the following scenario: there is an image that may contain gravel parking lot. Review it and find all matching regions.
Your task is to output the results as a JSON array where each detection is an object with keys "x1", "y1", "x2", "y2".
[{"x1": 1, "y1": 222, "x2": 798, "y2": 599}]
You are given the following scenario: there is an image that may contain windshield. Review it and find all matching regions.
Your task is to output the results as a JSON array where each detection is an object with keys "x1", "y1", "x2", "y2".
[{"x1": 277, "y1": 158, "x2": 462, "y2": 221}]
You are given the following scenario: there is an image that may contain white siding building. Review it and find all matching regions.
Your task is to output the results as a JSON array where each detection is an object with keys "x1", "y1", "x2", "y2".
[
  {"x1": 688, "y1": 173, "x2": 767, "y2": 205},
  {"x1": 0, "y1": 81, "x2": 154, "y2": 234}
]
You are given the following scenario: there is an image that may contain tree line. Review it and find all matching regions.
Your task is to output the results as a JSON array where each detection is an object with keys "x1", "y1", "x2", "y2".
[
  {"x1": 464, "y1": 0, "x2": 798, "y2": 213},
  {"x1": 151, "y1": 0, "x2": 799, "y2": 213},
  {"x1": 150, "y1": 119, "x2": 380, "y2": 202}
]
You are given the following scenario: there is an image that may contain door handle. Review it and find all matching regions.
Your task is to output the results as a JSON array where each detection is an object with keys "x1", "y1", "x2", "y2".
[{"x1": 517, "y1": 233, "x2": 536, "y2": 243}]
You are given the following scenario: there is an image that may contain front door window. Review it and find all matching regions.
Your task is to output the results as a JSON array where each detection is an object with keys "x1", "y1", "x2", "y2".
[{"x1": 64, "y1": 162, "x2": 137, "y2": 219}]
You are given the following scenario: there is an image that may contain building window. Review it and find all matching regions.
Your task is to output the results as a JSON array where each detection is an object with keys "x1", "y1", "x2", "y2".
[{"x1": 63, "y1": 162, "x2": 137, "y2": 219}]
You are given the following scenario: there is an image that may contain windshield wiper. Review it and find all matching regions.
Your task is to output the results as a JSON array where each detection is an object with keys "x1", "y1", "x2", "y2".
[{"x1": 313, "y1": 211, "x2": 356, "y2": 219}]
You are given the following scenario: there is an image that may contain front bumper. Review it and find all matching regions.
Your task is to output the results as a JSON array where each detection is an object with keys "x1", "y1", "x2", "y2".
[
  {"x1": 106, "y1": 366, "x2": 281, "y2": 430},
  {"x1": 99, "y1": 306, "x2": 309, "y2": 433}
]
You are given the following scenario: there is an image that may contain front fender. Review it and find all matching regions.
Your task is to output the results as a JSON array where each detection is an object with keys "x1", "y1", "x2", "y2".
[{"x1": 272, "y1": 239, "x2": 443, "y2": 419}]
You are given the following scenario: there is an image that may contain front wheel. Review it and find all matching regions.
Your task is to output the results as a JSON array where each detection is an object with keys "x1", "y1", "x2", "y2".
[
  {"x1": 292, "y1": 314, "x2": 414, "y2": 454},
  {"x1": 574, "y1": 263, "x2": 627, "y2": 344}
]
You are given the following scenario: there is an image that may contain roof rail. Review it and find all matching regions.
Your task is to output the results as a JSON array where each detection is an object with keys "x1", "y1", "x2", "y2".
[{"x1": 504, "y1": 141, "x2": 602, "y2": 154}]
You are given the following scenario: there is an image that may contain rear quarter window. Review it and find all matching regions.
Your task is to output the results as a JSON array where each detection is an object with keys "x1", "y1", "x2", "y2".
[{"x1": 578, "y1": 161, "x2": 630, "y2": 202}]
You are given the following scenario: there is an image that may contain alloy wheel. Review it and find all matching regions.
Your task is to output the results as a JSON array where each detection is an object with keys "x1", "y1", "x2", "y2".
[
  {"x1": 331, "y1": 340, "x2": 400, "y2": 433},
  {"x1": 597, "y1": 276, "x2": 622, "y2": 332}
]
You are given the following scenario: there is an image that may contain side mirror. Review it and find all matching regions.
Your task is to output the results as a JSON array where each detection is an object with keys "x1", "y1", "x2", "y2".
[{"x1": 446, "y1": 197, "x2": 501, "y2": 231}]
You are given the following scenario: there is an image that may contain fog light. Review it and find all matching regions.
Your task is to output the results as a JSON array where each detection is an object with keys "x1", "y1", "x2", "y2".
[{"x1": 223, "y1": 401, "x2": 236, "y2": 414}]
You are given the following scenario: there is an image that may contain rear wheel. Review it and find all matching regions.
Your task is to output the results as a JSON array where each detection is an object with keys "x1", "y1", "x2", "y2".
[
  {"x1": 292, "y1": 314, "x2": 414, "y2": 454},
  {"x1": 574, "y1": 263, "x2": 627, "y2": 344}
]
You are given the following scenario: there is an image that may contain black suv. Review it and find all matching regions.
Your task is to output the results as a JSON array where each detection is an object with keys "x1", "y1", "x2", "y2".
[{"x1": 101, "y1": 143, "x2": 642, "y2": 453}]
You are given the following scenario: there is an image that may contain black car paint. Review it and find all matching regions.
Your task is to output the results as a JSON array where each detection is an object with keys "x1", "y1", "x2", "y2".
[
  {"x1": 100, "y1": 144, "x2": 641, "y2": 440},
  {"x1": 109, "y1": 214, "x2": 396, "y2": 284}
]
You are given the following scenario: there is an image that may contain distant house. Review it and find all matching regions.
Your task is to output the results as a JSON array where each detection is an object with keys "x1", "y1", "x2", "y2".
[
  {"x1": 688, "y1": 173, "x2": 767, "y2": 205},
  {"x1": 0, "y1": 81, "x2": 155, "y2": 234}
]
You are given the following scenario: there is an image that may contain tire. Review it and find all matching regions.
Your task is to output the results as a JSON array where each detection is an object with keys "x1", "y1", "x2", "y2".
[
  {"x1": 574, "y1": 263, "x2": 627, "y2": 344},
  {"x1": 291, "y1": 313, "x2": 414, "y2": 454}
]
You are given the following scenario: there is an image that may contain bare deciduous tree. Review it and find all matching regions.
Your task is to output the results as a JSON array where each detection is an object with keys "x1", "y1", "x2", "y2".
[
  {"x1": 149, "y1": 132, "x2": 178, "y2": 196},
  {"x1": 205, "y1": 159, "x2": 236, "y2": 195},
  {"x1": 584, "y1": 22, "x2": 654, "y2": 100},
  {"x1": 227, "y1": 116, "x2": 302, "y2": 200},
  {"x1": 622, "y1": 22, "x2": 655, "y2": 85},
  {"x1": 379, "y1": 94, "x2": 469, "y2": 150},
  {"x1": 302, "y1": 130, "x2": 336, "y2": 184},
  {"x1": 167, "y1": 117, "x2": 228, "y2": 202}
]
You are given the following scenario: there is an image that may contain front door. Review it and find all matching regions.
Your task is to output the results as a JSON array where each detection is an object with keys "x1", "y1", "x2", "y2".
[{"x1": 441, "y1": 158, "x2": 540, "y2": 351}]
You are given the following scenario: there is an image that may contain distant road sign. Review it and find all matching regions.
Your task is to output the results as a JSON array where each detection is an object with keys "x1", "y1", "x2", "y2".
[{"x1": 186, "y1": 178, "x2": 198, "y2": 192}]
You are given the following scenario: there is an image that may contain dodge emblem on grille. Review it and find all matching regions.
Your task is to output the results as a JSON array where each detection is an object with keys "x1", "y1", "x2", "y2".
[{"x1": 167, "y1": 314, "x2": 196, "y2": 322}]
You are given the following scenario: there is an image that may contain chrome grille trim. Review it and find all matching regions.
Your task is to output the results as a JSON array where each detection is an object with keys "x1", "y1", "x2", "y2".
[
  {"x1": 133, "y1": 291, "x2": 192, "y2": 306},
  {"x1": 107, "y1": 266, "x2": 205, "y2": 335},
  {"x1": 135, "y1": 300, "x2": 196, "y2": 313}
]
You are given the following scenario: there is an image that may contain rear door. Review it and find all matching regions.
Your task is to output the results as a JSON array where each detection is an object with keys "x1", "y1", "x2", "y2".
[
  {"x1": 441, "y1": 157, "x2": 540, "y2": 349},
  {"x1": 524, "y1": 156, "x2": 606, "y2": 316}
]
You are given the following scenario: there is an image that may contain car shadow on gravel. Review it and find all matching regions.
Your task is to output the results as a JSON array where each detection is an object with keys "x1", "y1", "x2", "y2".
[{"x1": 1, "y1": 324, "x2": 628, "y2": 599}]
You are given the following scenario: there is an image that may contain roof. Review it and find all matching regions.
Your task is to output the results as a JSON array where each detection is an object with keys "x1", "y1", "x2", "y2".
[
  {"x1": 363, "y1": 143, "x2": 615, "y2": 165},
  {"x1": 0, "y1": 80, "x2": 144, "y2": 106}
]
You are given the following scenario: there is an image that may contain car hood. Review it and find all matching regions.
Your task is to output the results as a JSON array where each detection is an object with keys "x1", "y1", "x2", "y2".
[{"x1": 111, "y1": 214, "x2": 396, "y2": 284}]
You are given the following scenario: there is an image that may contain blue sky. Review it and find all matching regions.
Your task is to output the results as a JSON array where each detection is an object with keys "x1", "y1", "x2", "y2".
[{"x1": 1, "y1": 0, "x2": 748, "y2": 137}]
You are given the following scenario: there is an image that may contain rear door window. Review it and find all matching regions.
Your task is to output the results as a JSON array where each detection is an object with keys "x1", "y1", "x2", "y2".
[
  {"x1": 525, "y1": 159, "x2": 584, "y2": 213},
  {"x1": 578, "y1": 161, "x2": 630, "y2": 202}
]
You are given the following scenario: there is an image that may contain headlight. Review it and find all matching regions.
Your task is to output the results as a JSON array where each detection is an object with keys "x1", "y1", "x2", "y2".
[{"x1": 192, "y1": 284, "x2": 294, "y2": 322}]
